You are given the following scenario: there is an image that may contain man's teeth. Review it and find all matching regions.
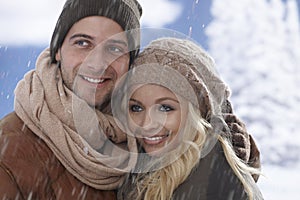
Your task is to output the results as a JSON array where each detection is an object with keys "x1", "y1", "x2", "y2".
[{"x1": 83, "y1": 76, "x2": 104, "y2": 84}]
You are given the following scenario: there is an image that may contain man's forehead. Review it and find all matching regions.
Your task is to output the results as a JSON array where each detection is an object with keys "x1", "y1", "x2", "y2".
[{"x1": 68, "y1": 16, "x2": 127, "y2": 38}]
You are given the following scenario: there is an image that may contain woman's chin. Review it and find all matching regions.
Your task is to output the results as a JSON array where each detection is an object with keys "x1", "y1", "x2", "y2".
[{"x1": 144, "y1": 144, "x2": 174, "y2": 157}]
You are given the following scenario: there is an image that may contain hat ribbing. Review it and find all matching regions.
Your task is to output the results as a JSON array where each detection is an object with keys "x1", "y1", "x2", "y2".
[{"x1": 50, "y1": 0, "x2": 142, "y2": 65}]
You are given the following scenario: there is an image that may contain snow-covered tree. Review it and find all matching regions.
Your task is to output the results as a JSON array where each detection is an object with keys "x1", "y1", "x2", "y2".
[{"x1": 205, "y1": 0, "x2": 300, "y2": 166}]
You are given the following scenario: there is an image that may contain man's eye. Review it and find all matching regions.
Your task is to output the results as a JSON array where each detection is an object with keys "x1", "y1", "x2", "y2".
[
  {"x1": 130, "y1": 105, "x2": 143, "y2": 112},
  {"x1": 107, "y1": 46, "x2": 124, "y2": 54},
  {"x1": 159, "y1": 105, "x2": 174, "y2": 112},
  {"x1": 75, "y1": 40, "x2": 90, "y2": 47}
]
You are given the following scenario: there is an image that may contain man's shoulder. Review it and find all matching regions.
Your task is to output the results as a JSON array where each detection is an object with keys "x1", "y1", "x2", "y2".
[
  {"x1": 0, "y1": 112, "x2": 24, "y2": 134},
  {"x1": 0, "y1": 112, "x2": 62, "y2": 173},
  {"x1": 1, "y1": 112, "x2": 42, "y2": 151},
  {"x1": 0, "y1": 113, "x2": 117, "y2": 199},
  {"x1": 0, "y1": 112, "x2": 67, "y2": 196},
  {"x1": 0, "y1": 112, "x2": 33, "y2": 152}
]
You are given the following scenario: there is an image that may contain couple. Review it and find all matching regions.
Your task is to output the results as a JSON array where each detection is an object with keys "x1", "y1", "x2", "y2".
[{"x1": 0, "y1": 0, "x2": 262, "y2": 199}]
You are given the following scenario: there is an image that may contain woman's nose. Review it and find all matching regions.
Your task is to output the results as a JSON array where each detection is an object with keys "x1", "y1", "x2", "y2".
[{"x1": 140, "y1": 107, "x2": 166, "y2": 135}]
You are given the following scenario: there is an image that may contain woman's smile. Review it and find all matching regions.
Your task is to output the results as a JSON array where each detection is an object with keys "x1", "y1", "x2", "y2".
[
  {"x1": 142, "y1": 131, "x2": 172, "y2": 145},
  {"x1": 128, "y1": 84, "x2": 188, "y2": 154}
]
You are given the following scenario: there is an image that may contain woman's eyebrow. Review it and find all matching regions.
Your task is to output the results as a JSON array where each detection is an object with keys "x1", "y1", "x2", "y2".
[
  {"x1": 157, "y1": 97, "x2": 179, "y2": 103},
  {"x1": 129, "y1": 98, "x2": 141, "y2": 104}
]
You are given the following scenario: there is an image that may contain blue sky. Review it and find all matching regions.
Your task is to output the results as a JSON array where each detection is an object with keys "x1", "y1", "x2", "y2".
[
  {"x1": 0, "y1": 0, "x2": 212, "y2": 47},
  {"x1": 0, "y1": 0, "x2": 298, "y2": 48}
]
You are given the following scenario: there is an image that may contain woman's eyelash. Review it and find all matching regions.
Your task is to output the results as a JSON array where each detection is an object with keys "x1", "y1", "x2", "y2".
[
  {"x1": 130, "y1": 104, "x2": 143, "y2": 112},
  {"x1": 159, "y1": 105, "x2": 174, "y2": 112}
]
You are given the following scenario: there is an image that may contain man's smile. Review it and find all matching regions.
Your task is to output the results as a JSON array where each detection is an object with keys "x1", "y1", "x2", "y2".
[{"x1": 82, "y1": 76, "x2": 105, "y2": 84}]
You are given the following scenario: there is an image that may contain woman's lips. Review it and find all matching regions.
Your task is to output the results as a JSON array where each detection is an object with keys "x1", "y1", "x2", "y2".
[{"x1": 142, "y1": 132, "x2": 171, "y2": 145}]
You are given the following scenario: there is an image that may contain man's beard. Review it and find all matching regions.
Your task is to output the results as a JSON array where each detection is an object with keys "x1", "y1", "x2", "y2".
[{"x1": 95, "y1": 91, "x2": 113, "y2": 114}]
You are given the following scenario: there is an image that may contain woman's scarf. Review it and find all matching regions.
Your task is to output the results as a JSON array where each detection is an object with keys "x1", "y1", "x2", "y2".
[{"x1": 14, "y1": 48, "x2": 137, "y2": 190}]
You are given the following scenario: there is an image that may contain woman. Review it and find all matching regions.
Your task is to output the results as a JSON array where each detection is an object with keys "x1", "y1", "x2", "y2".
[{"x1": 113, "y1": 37, "x2": 263, "y2": 200}]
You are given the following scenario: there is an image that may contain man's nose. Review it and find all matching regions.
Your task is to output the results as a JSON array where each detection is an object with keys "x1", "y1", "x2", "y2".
[{"x1": 83, "y1": 45, "x2": 109, "y2": 74}]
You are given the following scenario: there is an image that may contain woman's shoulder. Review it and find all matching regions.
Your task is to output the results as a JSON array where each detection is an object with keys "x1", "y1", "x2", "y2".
[{"x1": 172, "y1": 141, "x2": 248, "y2": 200}]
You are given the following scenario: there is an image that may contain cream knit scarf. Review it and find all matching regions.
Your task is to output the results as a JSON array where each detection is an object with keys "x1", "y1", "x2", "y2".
[{"x1": 14, "y1": 48, "x2": 137, "y2": 190}]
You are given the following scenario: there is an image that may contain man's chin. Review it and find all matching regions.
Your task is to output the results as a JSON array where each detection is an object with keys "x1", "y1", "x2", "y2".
[
  {"x1": 93, "y1": 98, "x2": 111, "y2": 112},
  {"x1": 85, "y1": 99, "x2": 105, "y2": 109},
  {"x1": 76, "y1": 96, "x2": 103, "y2": 108},
  {"x1": 74, "y1": 90, "x2": 112, "y2": 112}
]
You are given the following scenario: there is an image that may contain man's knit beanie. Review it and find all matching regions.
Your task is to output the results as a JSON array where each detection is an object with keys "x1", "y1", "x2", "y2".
[{"x1": 50, "y1": 0, "x2": 142, "y2": 65}]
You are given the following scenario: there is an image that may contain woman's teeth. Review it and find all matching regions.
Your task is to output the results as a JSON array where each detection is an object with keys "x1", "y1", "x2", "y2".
[
  {"x1": 83, "y1": 76, "x2": 105, "y2": 84},
  {"x1": 143, "y1": 130, "x2": 172, "y2": 141},
  {"x1": 144, "y1": 136, "x2": 165, "y2": 141}
]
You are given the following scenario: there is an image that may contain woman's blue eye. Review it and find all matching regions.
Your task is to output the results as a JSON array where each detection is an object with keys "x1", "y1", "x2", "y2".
[
  {"x1": 159, "y1": 105, "x2": 174, "y2": 112},
  {"x1": 130, "y1": 105, "x2": 143, "y2": 112}
]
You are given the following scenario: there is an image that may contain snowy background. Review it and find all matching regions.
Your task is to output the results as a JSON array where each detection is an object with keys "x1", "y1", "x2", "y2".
[{"x1": 1, "y1": 0, "x2": 300, "y2": 199}]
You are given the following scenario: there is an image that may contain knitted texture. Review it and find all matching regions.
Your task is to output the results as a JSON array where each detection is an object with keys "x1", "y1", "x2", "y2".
[
  {"x1": 50, "y1": 0, "x2": 142, "y2": 64},
  {"x1": 14, "y1": 49, "x2": 138, "y2": 190},
  {"x1": 130, "y1": 37, "x2": 231, "y2": 120}
]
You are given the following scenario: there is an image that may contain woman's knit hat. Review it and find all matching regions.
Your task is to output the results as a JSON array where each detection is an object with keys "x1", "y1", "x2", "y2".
[
  {"x1": 126, "y1": 37, "x2": 231, "y2": 121},
  {"x1": 50, "y1": 0, "x2": 142, "y2": 64}
]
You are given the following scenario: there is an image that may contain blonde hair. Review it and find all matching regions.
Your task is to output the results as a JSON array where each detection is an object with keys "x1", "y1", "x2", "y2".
[
  {"x1": 134, "y1": 103, "x2": 260, "y2": 200},
  {"x1": 218, "y1": 135, "x2": 261, "y2": 200}
]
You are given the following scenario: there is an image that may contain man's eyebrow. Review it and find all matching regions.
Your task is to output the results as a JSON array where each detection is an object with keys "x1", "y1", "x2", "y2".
[
  {"x1": 69, "y1": 34, "x2": 128, "y2": 47},
  {"x1": 69, "y1": 33, "x2": 94, "y2": 41},
  {"x1": 107, "y1": 39, "x2": 128, "y2": 47}
]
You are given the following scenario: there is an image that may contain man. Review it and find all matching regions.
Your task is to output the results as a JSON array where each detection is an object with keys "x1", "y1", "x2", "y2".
[
  {"x1": 0, "y1": 0, "x2": 259, "y2": 199},
  {"x1": 0, "y1": 0, "x2": 142, "y2": 199}
]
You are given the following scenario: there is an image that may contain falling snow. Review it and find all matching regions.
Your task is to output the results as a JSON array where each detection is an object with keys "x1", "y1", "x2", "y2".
[
  {"x1": 0, "y1": 0, "x2": 300, "y2": 199},
  {"x1": 206, "y1": 0, "x2": 300, "y2": 198}
]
